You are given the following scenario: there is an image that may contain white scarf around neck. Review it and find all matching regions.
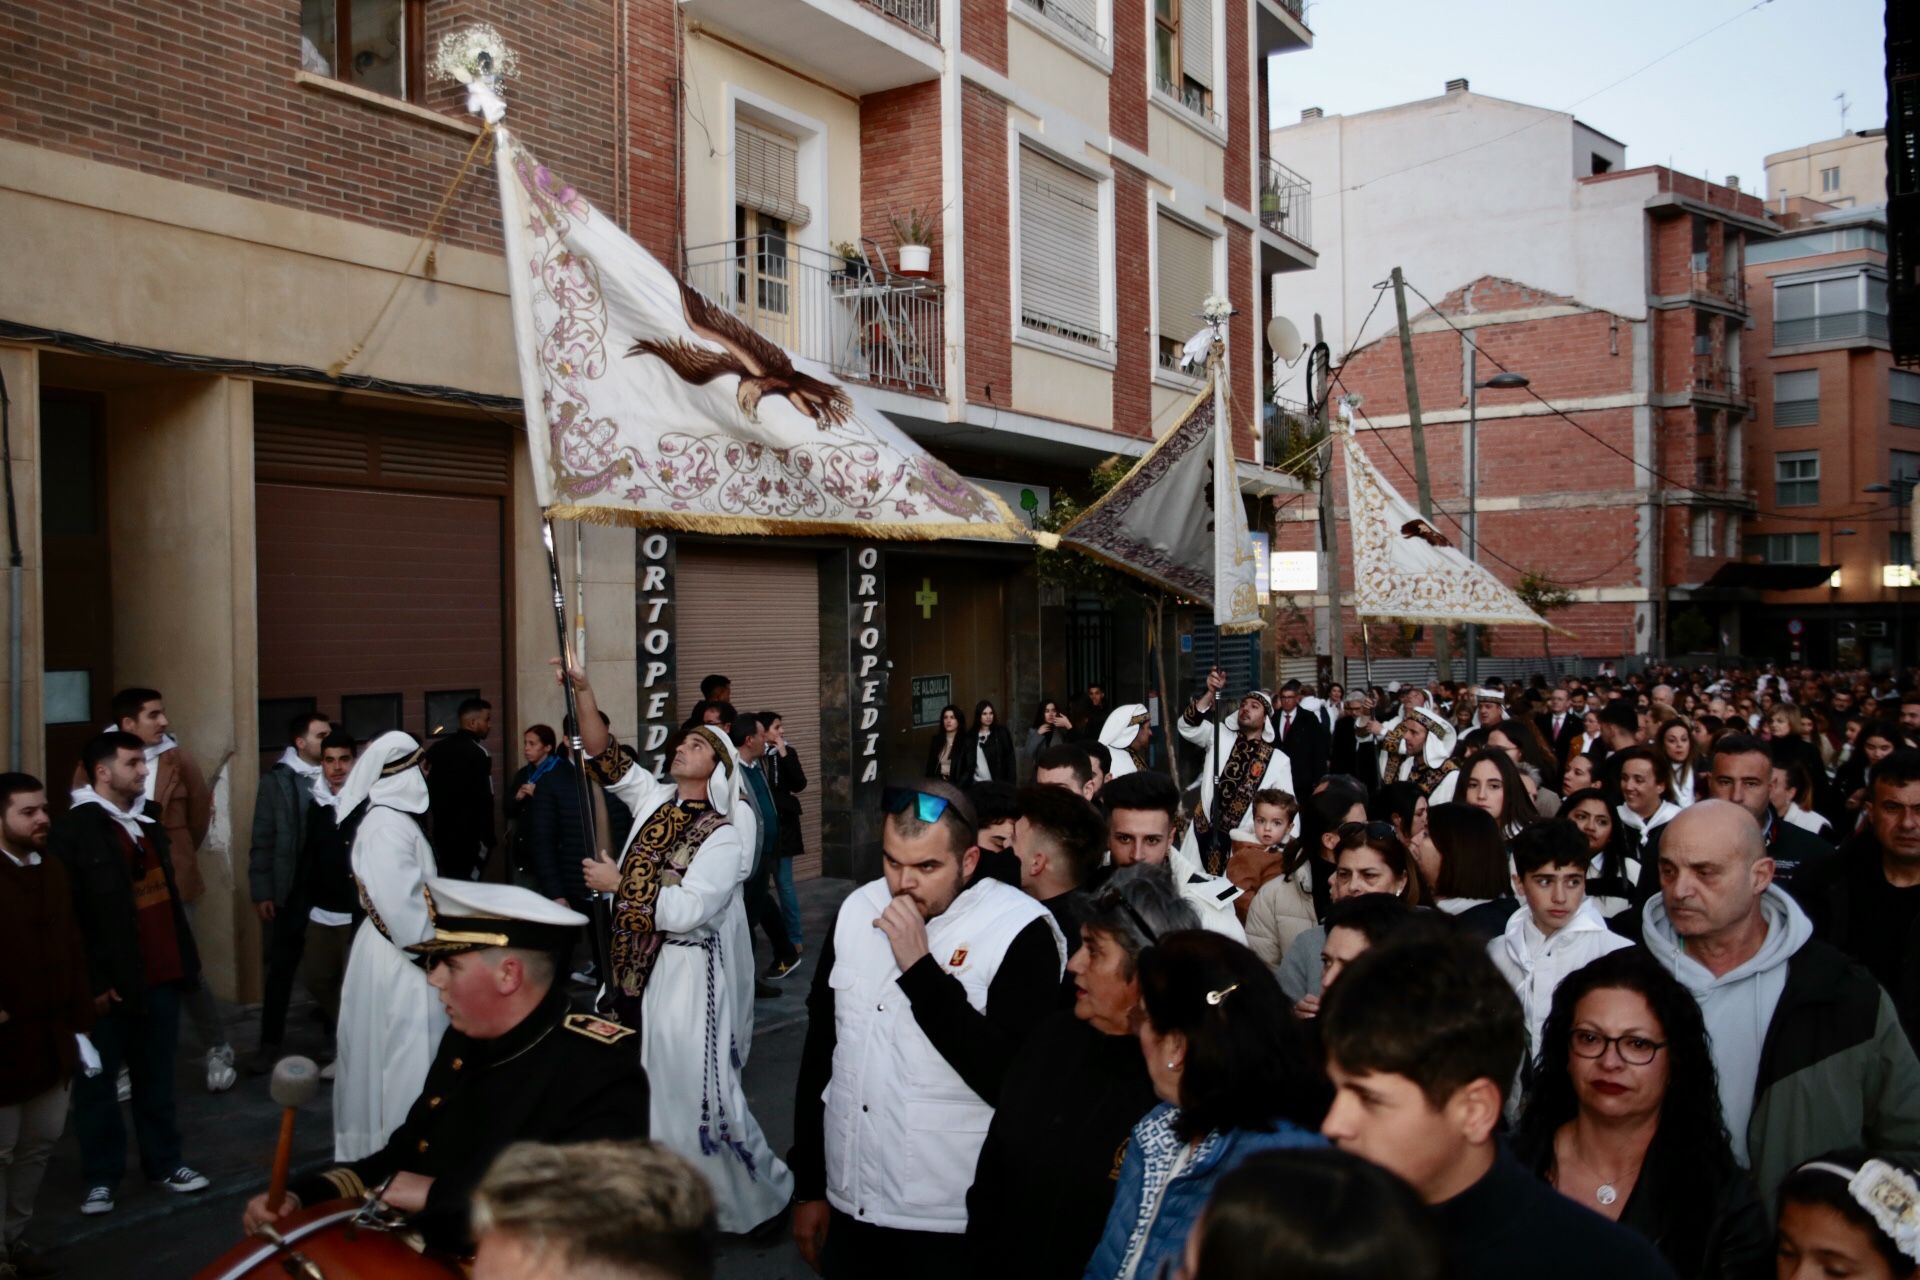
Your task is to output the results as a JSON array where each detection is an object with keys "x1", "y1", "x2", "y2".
[{"x1": 69, "y1": 786, "x2": 154, "y2": 841}]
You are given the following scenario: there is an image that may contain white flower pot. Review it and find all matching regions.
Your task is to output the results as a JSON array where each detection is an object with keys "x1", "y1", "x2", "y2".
[{"x1": 898, "y1": 244, "x2": 933, "y2": 275}]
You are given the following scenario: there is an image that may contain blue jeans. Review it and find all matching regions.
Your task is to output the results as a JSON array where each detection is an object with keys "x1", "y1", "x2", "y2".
[
  {"x1": 773, "y1": 856, "x2": 803, "y2": 949},
  {"x1": 71, "y1": 983, "x2": 183, "y2": 1188}
]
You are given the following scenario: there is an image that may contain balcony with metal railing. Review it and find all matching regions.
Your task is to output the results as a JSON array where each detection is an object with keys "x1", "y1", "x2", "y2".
[
  {"x1": 1258, "y1": 156, "x2": 1315, "y2": 273},
  {"x1": 678, "y1": 0, "x2": 940, "y2": 95},
  {"x1": 1255, "y1": 0, "x2": 1312, "y2": 54},
  {"x1": 682, "y1": 236, "x2": 945, "y2": 398},
  {"x1": 864, "y1": 0, "x2": 937, "y2": 37}
]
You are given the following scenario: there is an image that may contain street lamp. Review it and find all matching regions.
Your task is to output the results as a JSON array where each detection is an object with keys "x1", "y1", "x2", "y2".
[{"x1": 1464, "y1": 350, "x2": 1530, "y2": 683}]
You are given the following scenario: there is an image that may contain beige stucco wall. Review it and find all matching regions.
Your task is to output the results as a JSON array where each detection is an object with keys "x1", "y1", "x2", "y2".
[
  {"x1": 1007, "y1": 21, "x2": 1111, "y2": 138},
  {"x1": 0, "y1": 346, "x2": 45, "y2": 781},
  {"x1": 1148, "y1": 101, "x2": 1225, "y2": 198},
  {"x1": 103, "y1": 374, "x2": 258, "y2": 1000},
  {"x1": 1012, "y1": 343, "x2": 1115, "y2": 429}
]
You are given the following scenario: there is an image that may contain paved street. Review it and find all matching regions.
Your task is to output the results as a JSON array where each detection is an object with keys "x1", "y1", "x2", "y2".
[{"x1": 37, "y1": 877, "x2": 851, "y2": 1279}]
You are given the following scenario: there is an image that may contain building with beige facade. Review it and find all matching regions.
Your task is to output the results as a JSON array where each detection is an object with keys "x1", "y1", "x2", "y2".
[{"x1": 1767, "y1": 130, "x2": 1889, "y2": 211}]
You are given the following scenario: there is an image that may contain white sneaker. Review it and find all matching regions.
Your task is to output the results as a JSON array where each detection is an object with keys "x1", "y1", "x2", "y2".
[
  {"x1": 80, "y1": 1186, "x2": 114, "y2": 1215},
  {"x1": 153, "y1": 1166, "x2": 211, "y2": 1194},
  {"x1": 320, "y1": 1059, "x2": 337, "y2": 1082},
  {"x1": 205, "y1": 1044, "x2": 237, "y2": 1093},
  {"x1": 115, "y1": 1068, "x2": 130, "y2": 1103}
]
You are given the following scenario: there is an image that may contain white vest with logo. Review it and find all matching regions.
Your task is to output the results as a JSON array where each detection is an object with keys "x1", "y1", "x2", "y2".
[{"x1": 821, "y1": 875, "x2": 1064, "y2": 1233}]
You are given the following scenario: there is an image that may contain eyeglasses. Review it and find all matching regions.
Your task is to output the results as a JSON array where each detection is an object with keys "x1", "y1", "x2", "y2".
[
  {"x1": 1569, "y1": 1028, "x2": 1667, "y2": 1066},
  {"x1": 1337, "y1": 820, "x2": 1398, "y2": 841},
  {"x1": 1092, "y1": 887, "x2": 1160, "y2": 946},
  {"x1": 882, "y1": 786, "x2": 952, "y2": 824}
]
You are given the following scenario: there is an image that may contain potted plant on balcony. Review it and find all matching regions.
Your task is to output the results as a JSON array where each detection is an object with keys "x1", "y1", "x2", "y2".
[
  {"x1": 833, "y1": 240, "x2": 867, "y2": 286},
  {"x1": 890, "y1": 206, "x2": 937, "y2": 276}
]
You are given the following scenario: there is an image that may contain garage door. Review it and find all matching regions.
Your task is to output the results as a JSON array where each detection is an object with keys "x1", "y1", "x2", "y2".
[{"x1": 676, "y1": 547, "x2": 823, "y2": 878}]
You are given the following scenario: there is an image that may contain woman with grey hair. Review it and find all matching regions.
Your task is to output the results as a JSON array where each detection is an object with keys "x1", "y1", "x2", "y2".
[{"x1": 967, "y1": 865, "x2": 1200, "y2": 1278}]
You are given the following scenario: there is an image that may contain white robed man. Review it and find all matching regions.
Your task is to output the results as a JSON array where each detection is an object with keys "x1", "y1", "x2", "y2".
[
  {"x1": 1177, "y1": 668, "x2": 1293, "y2": 878},
  {"x1": 1096, "y1": 704, "x2": 1150, "y2": 780},
  {"x1": 562, "y1": 661, "x2": 793, "y2": 1234},
  {"x1": 331, "y1": 731, "x2": 449, "y2": 1160}
]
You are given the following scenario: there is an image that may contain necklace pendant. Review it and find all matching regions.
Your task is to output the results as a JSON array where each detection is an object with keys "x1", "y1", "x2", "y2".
[{"x1": 1595, "y1": 1183, "x2": 1618, "y2": 1206}]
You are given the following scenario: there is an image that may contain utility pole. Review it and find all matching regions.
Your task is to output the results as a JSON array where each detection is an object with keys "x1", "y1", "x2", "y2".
[
  {"x1": 1392, "y1": 267, "x2": 1452, "y2": 681},
  {"x1": 1315, "y1": 315, "x2": 1345, "y2": 689}
]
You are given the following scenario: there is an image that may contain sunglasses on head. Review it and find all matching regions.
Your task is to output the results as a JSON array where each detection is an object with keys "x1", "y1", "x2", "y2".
[
  {"x1": 1338, "y1": 820, "x2": 1399, "y2": 841},
  {"x1": 1093, "y1": 887, "x2": 1160, "y2": 946},
  {"x1": 882, "y1": 786, "x2": 952, "y2": 825}
]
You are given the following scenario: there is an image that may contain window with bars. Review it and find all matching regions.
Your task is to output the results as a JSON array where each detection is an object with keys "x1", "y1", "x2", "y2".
[
  {"x1": 1775, "y1": 451, "x2": 1819, "y2": 506},
  {"x1": 299, "y1": 0, "x2": 423, "y2": 101},
  {"x1": 1774, "y1": 369, "x2": 1819, "y2": 426},
  {"x1": 1153, "y1": 0, "x2": 1213, "y2": 120},
  {"x1": 1774, "y1": 272, "x2": 1890, "y2": 345},
  {"x1": 1157, "y1": 214, "x2": 1214, "y2": 371},
  {"x1": 1019, "y1": 148, "x2": 1106, "y2": 349},
  {"x1": 1744, "y1": 532, "x2": 1821, "y2": 564},
  {"x1": 1894, "y1": 369, "x2": 1920, "y2": 428}
]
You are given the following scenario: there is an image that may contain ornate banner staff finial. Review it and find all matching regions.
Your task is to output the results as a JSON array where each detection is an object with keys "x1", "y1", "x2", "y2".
[{"x1": 432, "y1": 24, "x2": 518, "y2": 124}]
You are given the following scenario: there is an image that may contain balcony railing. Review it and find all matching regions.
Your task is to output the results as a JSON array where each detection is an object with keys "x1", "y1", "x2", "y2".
[
  {"x1": 1260, "y1": 157, "x2": 1312, "y2": 247},
  {"x1": 1012, "y1": 0, "x2": 1105, "y2": 48},
  {"x1": 1155, "y1": 76, "x2": 1221, "y2": 127},
  {"x1": 1689, "y1": 269, "x2": 1744, "y2": 309},
  {"x1": 1775, "y1": 311, "x2": 1891, "y2": 346},
  {"x1": 683, "y1": 237, "x2": 945, "y2": 397},
  {"x1": 1690, "y1": 358, "x2": 1741, "y2": 399},
  {"x1": 865, "y1": 0, "x2": 938, "y2": 38}
]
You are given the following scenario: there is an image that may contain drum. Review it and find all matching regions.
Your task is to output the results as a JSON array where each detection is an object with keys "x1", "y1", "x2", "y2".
[{"x1": 193, "y1": 1202, "x2": 466, "y2": 1280}]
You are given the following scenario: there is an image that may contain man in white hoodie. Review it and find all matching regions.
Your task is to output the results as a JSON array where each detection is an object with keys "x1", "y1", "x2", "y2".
[
  {"x1": 1490, "y1": 820, "x2": 1631, "y2": 1061},
  {"x1": 1641, "y1": 799, "x2": 1920, "y2": 1199}
]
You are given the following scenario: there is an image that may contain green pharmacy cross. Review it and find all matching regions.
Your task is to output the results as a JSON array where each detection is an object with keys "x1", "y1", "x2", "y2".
[{"x1": 915, "y1": 578, "x2": 939, "y2": 619}]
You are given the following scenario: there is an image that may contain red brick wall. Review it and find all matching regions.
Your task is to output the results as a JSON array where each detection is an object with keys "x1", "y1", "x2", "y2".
[
  {"x1": 961, "y1": 81, "x2": 1010, "y2": 408},
  {"x1": 0, "y1": 1, "x2": 628, "y2": 255},
  {"x1": 1222, "y1": 0, "x2": 1248, "y2": 209},
  {"x1": 1112, "y1": 161, "x2": 1152, "y2": 437},
  {"x1": 861, "y1": 82, "x2": 945, "y2": 277},
  {"x1": 1109, "y1": 0, "x2": 1147, "y2": 151},
  {"x1": 960, "y1": 0, "x2": 1007, "y2": 71},
  {"x1": 625, "y1": 0, "x2": 680, "y2": 262},
  {"x1": 1228, "y1": 225, "x2": 1254, "y2": 458}
]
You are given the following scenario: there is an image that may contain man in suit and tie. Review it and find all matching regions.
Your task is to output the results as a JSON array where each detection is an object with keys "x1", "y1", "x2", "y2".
[
  {"x1": 1273, "y1": 680, "x2": 1330, "y2": 799},
  {"x1": 1537, "y1": 687, "x2": 1581, "y2": 765}
]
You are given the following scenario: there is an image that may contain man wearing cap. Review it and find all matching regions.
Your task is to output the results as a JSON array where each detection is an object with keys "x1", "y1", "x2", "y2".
[
  {"x1": 562, "y1": 663, "x2": 793, "y2": 1235},
  {"x1": 1178, "y1": 668, "x2": 1293, "y2": 877},
  {"x1": 241, "y1": 879, "x2": 648, "y2": 1257},
  {"x1": 1458, "y1": 686, "x2": 1508, "y2": 753},
  {"x1": 1095, "y1": 704, "x2": 1151, "y2": 779}
]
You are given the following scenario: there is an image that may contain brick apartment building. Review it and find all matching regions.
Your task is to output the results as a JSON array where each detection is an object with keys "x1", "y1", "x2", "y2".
[
  {"x1": 0, "y1": 0, "x2": 1307, "y2": 993},
  {"x1": 1266, "y1": 83, "x2": 1775, "y2": 668}
]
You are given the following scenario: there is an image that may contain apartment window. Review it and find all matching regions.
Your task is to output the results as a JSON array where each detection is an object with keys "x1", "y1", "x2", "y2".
[
  {"x1": 1892, "y1": 450, "x2": 1920, "y2": 500},
  {"x1": 1894, "y1": 369, "x2": 1920, "y2": 428},
  {"x1": 1821, "y1": 166, "x2": 1841, "y2": 193},
  {"x1": 1019, "y1": 148, "x2": 1106, "y2": 350},
  {"x1": 1896, "y1": 532, "x2": 1914, "y2": 567},
  {"x1": 1743, "y1": 533, "x2": 1820, "y2": 564},
  {"x1": 1774, "y1": 271, "x2": 1890, "y2": 345},
  {"x1": 1016, "y1": 0, "x2": 1103, "y2": 48},
  {"x1": 300, "y1": 0, "x2": 424, "y2": 101},
  {"x1": 1775, "y1": 451, "x2": 1819, "y2": 506},
  {"x1": 1154, "y1": 0, "x2": 1213, "y2": 119},
  {"x1": 1590, "y1": 153, "x2": 1612, "y2": 176},
  {"x1": 1689, "y1": 216, "x2": 1710, "y2": 273},
  {"x1": 1773, "y1": 370, "x2": 1819, "y2": 426},
  {"x1": 733, "y1": 122, "x2": 810, "y2": 317},
  {"x1": 1156, "y1": 214, "x2": 1215, "y2": 371},
  {"x1": 1693, "y1": 312, "x2": 1713, "y2": 357},
  {"x1": 1689, "y1": 510, "x2": 1716, "y2": 557}
]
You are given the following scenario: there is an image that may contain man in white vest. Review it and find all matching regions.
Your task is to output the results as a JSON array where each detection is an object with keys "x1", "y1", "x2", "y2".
[{"x1": 788, "y1": 782, "x2": 1066, "y2": 1278}]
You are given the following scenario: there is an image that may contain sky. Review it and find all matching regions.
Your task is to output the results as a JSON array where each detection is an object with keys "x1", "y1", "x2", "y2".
[{"x1": 1266, "y1": 0, "x2": 1889, "y2": 194}]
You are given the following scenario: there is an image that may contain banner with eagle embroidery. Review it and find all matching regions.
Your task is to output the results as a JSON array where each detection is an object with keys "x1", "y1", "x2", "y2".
[
  {"x1": 1339, "y1": 424, "x2": 1550, "y2": 629},
  {"x1": 1047, "y1": 375, "x2": 1264, "y2": 633},
  {"x1": 495, "y1": 128, "x2": 1022, "y2": 539}
]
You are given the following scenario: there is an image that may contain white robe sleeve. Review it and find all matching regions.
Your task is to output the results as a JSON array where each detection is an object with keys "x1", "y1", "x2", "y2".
[
  {"x1": 1176, "y1": 703, "x2": 1219, "y2": 749},
  {"x1": 656, "y1": 824, "x2": 747, "y2": 935},
  {"x1": 351, "y1": 814, "x2": 434, "y2": 946}
]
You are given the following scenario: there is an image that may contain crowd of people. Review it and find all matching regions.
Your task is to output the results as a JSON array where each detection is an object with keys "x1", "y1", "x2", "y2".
[{"x1": 8, "y1": 663, "x2": 1920, "y2": 1279}]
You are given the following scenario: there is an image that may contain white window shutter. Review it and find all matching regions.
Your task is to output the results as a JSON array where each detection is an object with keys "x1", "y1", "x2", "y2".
[
  {"x1": 1157, "y1": 214, "x2": 1213, "y2": 344},
  {"x1": 1020, "y1": 149, "x2": 1103, "y2": 344},
  {"x1": 735, "y1": 122, "x2": 810, "y2": 227},
  {"x1": 1181, "y1": 0, "x2": 1212, "y2": 89}
]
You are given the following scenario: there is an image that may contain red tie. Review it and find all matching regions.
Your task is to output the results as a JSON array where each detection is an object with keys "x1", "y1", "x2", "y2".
[{"x1": 1283, "y1": 712, "x2": 1292, "y2": 740}]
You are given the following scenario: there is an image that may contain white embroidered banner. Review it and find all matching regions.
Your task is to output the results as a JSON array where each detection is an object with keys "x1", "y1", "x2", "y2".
[
  {"x1": 495, "y1": 128, "x2": 1021, "y2": 540},
  {"x1": 1341, "y1": 426, "x2": 1549, "y2": 628}
]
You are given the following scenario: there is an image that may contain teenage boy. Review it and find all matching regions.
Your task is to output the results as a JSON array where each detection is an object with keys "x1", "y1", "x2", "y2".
[
  {"x1": 1490, "y1": 820, "x2": 1633, "y2": 1058},
  {"x1": 1320, "y1": 933, "x2": 1676, "y2": 1280},
  {"x1": 1224, "y1": 789, "x2": 1297, "y2": 924}
]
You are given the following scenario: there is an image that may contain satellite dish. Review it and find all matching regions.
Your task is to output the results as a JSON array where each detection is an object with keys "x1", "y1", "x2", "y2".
[{"x1": 1265, "y1": 315, "x2": 1304, "y2": 362}]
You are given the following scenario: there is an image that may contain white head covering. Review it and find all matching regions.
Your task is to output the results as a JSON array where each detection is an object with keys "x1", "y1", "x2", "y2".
[
  {"x1": 334, "y1": 730, "x2": 429, "y2": 825},
  {"x1": 1221, "y1": 691, "x2": 1277, "y2": 744},
  {"x1": 1098, "y1": 704, "x2": 1150, "y2": 752},
  {"x1": 692, "y1": 725, "x2": 755, "y2": 854},
  {"x1": 1406, "y1": 706, "x2": 1456, "y2": 769}
]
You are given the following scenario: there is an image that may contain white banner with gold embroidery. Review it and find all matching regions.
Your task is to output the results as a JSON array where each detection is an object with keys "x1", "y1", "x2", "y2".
[
  {"x1": 1341, "y1": 425, "x2": 1550, "y2": 628},
  {"x1": 494, "y1": 128, "x2": 1021, "y2": 540}
]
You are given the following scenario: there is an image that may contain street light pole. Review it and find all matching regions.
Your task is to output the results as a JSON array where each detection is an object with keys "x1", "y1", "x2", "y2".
[
  {"x1": 1832, "y1": 527, "x2": 1857, "y2": 667},
  {"x1": 1463, "y1": 347, "x2": 1529, "y2": 686}
]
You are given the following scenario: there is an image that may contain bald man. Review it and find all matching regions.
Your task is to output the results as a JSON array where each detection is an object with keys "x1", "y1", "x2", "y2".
[{"x1": 1640, "y1": 800, "x2": 1920, "y2": 1199}]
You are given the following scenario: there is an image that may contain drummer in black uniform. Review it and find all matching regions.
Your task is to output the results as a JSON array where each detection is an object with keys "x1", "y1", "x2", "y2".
[{"x1": 242, "y1": 879, "x2": 650, "y2": 1255}]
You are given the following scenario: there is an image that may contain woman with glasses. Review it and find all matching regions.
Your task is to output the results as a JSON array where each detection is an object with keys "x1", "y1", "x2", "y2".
[
  {"x1": 969, "y1": 867, "x2": 1201, "y2": 1280},
  {"x1": 1515, "y1": 948, "x2": 1768, "y2": 1280},
  {"x1": 1083, "y1": 931, "x2": 1329, "y2": 1280},
  {"x1": 1276, "y1": 823, "x2": 1423, "y2": 1006}
]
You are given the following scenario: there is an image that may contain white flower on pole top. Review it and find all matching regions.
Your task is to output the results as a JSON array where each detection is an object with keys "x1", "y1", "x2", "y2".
[
  {"x1": 431, "y1": 25, "x2": 518, "y2": 123},
  {"x1": 1201, "y1": 294, "x2": 1234, "y2": 326}
]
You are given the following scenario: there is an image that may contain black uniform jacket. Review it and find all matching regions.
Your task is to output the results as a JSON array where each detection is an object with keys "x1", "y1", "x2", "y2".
[{"x1": 290, "y1": 984, "x2": 649, "y2": 1254}]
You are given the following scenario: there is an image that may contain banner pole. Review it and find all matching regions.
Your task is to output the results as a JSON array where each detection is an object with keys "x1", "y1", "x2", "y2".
[{"x1": 543, "y1": 516, "x2": 613, "y2": 1012}]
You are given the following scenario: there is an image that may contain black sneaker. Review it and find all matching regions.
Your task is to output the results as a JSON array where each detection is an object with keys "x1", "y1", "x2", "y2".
[
  {"x1": 79, "y1": 1187, "x2": 114, "y2": 1216},
  {"x1": 153, "y1": 1167, "x2": 210, "y2": 1194},
  {"x1": 764, "y1": 956, "x2": 804, "y2": 981}
]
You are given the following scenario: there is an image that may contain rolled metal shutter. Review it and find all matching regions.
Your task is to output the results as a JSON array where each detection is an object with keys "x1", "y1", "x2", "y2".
[
  {"x1": 676, "y1": 547, "x2": 824, "y2": 878},
  {"x1": 1181, "y1": 0, "x2": 1212, "y2": 89},
  {"x1": 1020, "y1": 147, "x2": 1103, "y2": 342},
  {"x1": 1158, "y1": 214, "x2": 1215, "y2": 346},
  {"x1": 735, "y1": 121, "x2": 810, "y2": 227}
]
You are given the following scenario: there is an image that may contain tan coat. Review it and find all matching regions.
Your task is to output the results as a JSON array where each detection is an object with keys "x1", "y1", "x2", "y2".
[{"x1": 72, "y1": 745, "x2": 213, "y2": 901}]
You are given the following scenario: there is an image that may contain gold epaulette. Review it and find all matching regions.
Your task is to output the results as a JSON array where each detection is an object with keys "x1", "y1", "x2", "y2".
[
  {"x1": 321, "y1": 1167, "x2": 369, "y2": 1201},
  {"x1": 564, "y1": 1012, "x2": 636, "y2": 1044}
]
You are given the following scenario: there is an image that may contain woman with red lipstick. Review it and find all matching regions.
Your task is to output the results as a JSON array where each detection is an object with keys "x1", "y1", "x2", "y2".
[{"x1": 1515, "y1": 949, "x2": 1770, "y2": 1280}]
